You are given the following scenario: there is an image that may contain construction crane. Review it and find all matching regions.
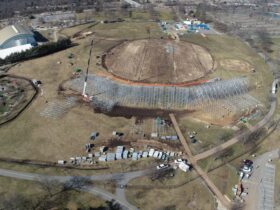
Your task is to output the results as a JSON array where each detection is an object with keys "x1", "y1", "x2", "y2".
[{"x1": 82, "y1": 39, "x2": 94, "y2": 97}]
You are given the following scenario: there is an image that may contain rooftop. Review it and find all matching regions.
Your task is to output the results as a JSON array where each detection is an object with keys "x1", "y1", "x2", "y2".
[{"x1": 0, "y1": 24, "x2": 33, "y2": 47}]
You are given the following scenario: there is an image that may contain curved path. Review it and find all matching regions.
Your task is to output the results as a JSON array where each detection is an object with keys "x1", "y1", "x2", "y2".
[
  {"x1": 194, "y1": 96, "x2": 277, "y2": 161},
  {"x1": 0, "y1": 74, "x2": 39, "y2": 127},
  {"x1": 0, "y1": 168, "x2": 155, "y2": 210}
]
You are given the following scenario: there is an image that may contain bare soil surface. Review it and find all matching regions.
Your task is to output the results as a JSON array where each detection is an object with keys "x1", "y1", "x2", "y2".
[
  {"x1": 105, "y1": 39, "x2": 214, "y2": 84},
  {"x1": 219, "y1": 59, "x2": 253, "y2": 73}
]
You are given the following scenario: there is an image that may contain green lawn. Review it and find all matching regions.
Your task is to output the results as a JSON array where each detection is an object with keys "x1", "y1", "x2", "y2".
[
  {"x1": 126, "y1": 174, "x2": 215, "y2": 210},
  {"x1": 209, "y1": 164, "x2": 238, "y2": 199},
  {"x1": 178, "y1": 117, "x2": 235, "y2": 155},
  {"x1": 92, "y1": 21, "x2": 163, "y2": 40},
  {"x1": 0, "y1": 176, "x2": 105, "y2": 209},
  {"x1": 181, "y1": 34, "x2": 272, "y2": 106}
]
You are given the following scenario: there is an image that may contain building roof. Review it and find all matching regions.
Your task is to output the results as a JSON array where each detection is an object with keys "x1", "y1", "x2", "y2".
[{"x1": 0, "y1": 24, "x2": 33, "y2": 46}]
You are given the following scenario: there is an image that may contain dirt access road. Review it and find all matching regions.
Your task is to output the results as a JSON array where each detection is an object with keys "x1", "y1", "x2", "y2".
[{"x1": 169, "y1": 113, "x2": 232, "y2": 209}]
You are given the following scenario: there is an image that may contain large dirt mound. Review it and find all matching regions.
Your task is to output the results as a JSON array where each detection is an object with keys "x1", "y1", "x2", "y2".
[{"x1": 105, "y1": 39, "x2": 214, "y2": 84}]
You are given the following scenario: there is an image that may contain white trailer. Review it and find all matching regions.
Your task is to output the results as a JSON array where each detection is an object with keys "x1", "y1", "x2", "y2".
[
  {"x1": 179, "y1": 162, "x2": 190, "y2": 172},
  {"x1": 272, "y1": 79, "x2": 279, "y2": 94}
]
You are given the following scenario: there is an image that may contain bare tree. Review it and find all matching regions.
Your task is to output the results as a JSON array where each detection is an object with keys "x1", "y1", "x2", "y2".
[
  {"x1": 95, "y1": 0, "x2": 104, "y2": 13},
  {"x1": 147, "y1": 3, "x2": 159, "y2": 21},
  {"x1": 256, "y1": 28, "x2": 273, "y2": 53},
  {"x1": 64, "y1": 176, "x2": 92, "y2": 191},
  {"x1": 146, "y1": 26, "x2": 151, "y2": 39},
  {"x1": 213, "y1": 147, "x2": 234, "y2": 161}
]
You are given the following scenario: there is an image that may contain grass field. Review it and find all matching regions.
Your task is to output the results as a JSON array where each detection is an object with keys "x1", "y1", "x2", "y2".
[
  {"x1": 0, "y1": 157, "x2": 157, "y2": 176},
  {"x1": 0, "y1": 18, "x2": 272, "y2": 171},
  {"x1": 178, "y1": 117, "x2": 234, "y2": 155},
  {"x1": 0, "y1": 36, "x2": 135, "y2": 162},
  {"x1": 126, "y1": 173, "x2": 215, "y2": 210},
  {"x1": 0, "y1": 20, "x2": 162, "y2": 163},
  {"x1": 209, "y1": 164, "x2": 238, "y2": 199},
  {"x1": 0, "y1": 176, "x2": 105, "y2": 209},
  {"x1": 0, "y1": 18, "x2": 274, "y2": 210},
  {"x1": 92, "y1": 21, "x2": 163, "y2": 40},
  {"x1": 182, "y1": 34, "x2": 272, "y2": 106}
]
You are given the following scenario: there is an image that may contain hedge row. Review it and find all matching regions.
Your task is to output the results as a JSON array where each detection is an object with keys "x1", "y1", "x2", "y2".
[{"x1": 0, "y1": 38, "x2": 72, "y2": 66}]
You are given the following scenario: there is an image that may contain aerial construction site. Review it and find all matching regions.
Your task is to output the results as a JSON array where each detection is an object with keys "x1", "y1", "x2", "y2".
[
  {"x1": 64, "y1": 37, "x2": 261, "y2": 126},
  {"x1": 0, "y1": 2, "x2": 279, "y2": 210}
]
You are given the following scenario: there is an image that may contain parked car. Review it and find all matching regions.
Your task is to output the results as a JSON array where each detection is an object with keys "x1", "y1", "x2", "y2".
[
  {"x1": 239, "y1": 171, "x2": 244, "y2": 180},
  {"x1": 243, "y1": 159, "x2": 253, "y2": 167},
  {"x1": 156, "y1": 163, "x2": 169, "y2": 170},
  {"x1": 242, "y1": 165, "x2": 252, "y2": 173},
  {"x1": 174, "y1": 159, "x2": 187, "y2": 164}
]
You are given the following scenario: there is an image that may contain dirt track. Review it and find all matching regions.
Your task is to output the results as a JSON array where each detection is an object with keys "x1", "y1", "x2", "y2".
[
  {"x1": 169, "y1": 113, "x2": 232, "y2": 209},
  {"x1": 105, "y1": 39, "x2": 214, "y2": 84}
]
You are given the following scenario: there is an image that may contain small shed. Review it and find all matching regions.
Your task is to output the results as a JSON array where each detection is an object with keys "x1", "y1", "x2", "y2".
[
  {"x1": 132, "y1": 152, "x2": 138, "y2": 161},
  {"x1": 57, "y1": 160, "x2": 65, "y2": 165},
  {"x1": 151, "y1": 133, "x2": 158, "y2": 138},
  {"x1": 98, "y1": 155, "x2": 107, "y2": 162},
  {"x1": 123, "y1": 150, "x2": 129, "y2": 159},
  {"x1": 116, "y1": 153, "x2": 122, "y2": 160},
  {"x1": 142, "y1": 151, "x2": 148, "y2": 158},
  {"x1": 158, "y1": 152, "x2": 163, "y2": 159},
  {"x1": 94, "y1": 152, "x2": 101, "y2": 157},
  {"x1": 100, "y1": 146, "x2": 107, "y2": 153},
  {"x1": 90, "y1": 132, "x2": 98, "y2": 140},
  {"x1": 161, "y1": 153, "x2": 167, "y2": 160},
  {"x1": 75, "y1": 157, "x2": 82, "y2": 161},
  {"x1": 171, "y1": 136, "x2": 178, "y2": 141},
  {"x1": 149, "y1": 149, "x2": 155, "y2": 157},
  {"x1": 166, "y1": 136, "x2": 171, "y2": 140},
  {"x1": 160, "y1": 136, "x2": 166, "y2": 140},
  {"x1": 106, "y1": 153, "x2": 115, "y2": 161},
  {"x1": 115, "y1": 146, "x2": 124, "y2": 160},
  {"x1": 179, "y1": 162, "x2": 190, "y2": 172},
  {"x1": 153, "y1": 151, "x2": 159, "y2": 158}
]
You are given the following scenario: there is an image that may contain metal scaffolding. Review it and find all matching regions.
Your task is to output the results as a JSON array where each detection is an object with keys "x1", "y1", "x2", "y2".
[{"x1": 67, "y1": 74, "x2": 249, "y2": 112}]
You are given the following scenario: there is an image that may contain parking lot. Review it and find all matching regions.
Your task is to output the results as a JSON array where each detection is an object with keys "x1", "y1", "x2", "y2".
[
  {"x1": 257, "y1": 164, "x2": 275, "y2": 210},
  {"x1": 243, "y1": 149, "x2": 279, "y2": 210}
]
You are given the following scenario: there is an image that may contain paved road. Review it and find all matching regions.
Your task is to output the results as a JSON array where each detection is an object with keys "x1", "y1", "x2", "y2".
[
  {"x1": 0, "y1": 168, "x2": 155, "y2": 210},
  {"x1": 243, "y1": 149, "x2": 279, "y2": 210},
  {"x1": 194, "y1": 97, "x2": 277, "y2": 161},
  {"x1": 170, "y1": 113, "x2": 232, "y2": 210}
]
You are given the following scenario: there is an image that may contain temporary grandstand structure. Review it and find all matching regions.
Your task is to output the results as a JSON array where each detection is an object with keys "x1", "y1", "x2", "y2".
[{"x1": 67, "y1": 74, "x2": 249, "y2": 112}]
